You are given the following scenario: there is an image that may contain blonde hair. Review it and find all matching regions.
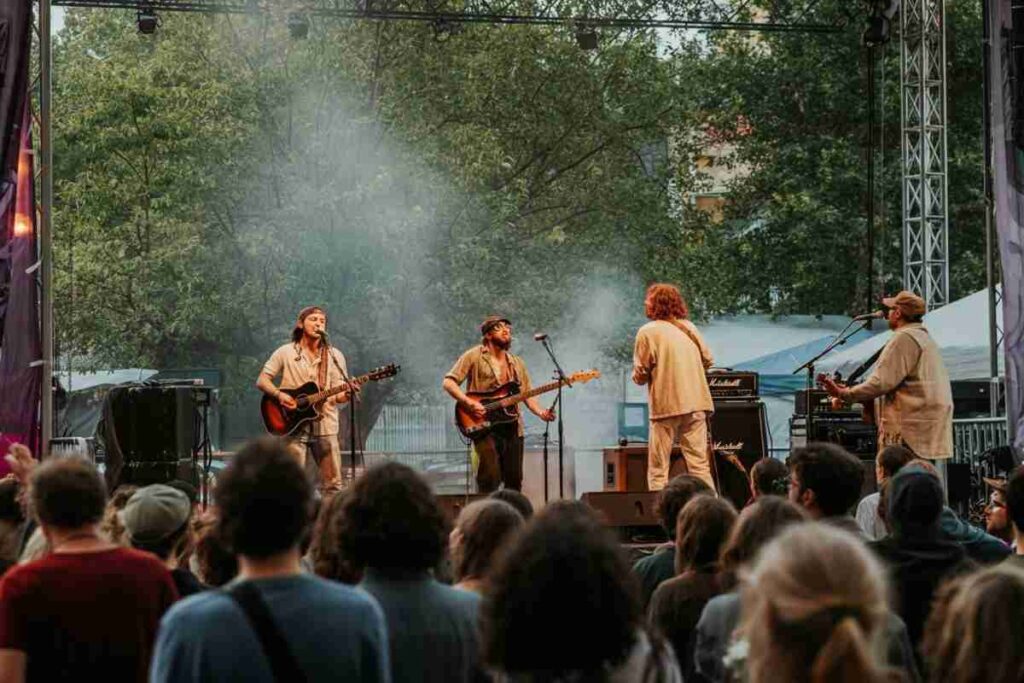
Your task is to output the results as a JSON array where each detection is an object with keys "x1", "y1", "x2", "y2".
[
  {"x1": 923, "y1": 564, "x2": 1024, "y2": 683},
  {"x1": 741, "y1": 523, "x2": 890, "y2": 683}
]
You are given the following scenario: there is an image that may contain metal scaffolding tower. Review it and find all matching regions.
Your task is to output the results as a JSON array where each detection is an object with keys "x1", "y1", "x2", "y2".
[{"x1": 900, "y1": 0, "x2": 950, "y2": 310}]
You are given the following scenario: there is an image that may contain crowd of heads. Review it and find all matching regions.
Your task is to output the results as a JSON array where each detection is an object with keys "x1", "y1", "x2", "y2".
[{"x1": 1, "y1": 436, "x2": 1023, "y2": 683}]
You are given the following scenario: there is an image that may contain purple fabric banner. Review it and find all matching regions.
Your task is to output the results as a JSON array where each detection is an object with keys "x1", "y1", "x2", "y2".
[
  {"x1": 989, "y1": 0, "x2": 1024, "y2": 456},
  {"x1": 0, "y1": 103, "x2": 40, "y2": 463}
]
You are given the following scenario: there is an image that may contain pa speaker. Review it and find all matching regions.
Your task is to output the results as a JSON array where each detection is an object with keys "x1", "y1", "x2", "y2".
[{"x1": 581, "y1": 491, "x2": 666, "y2": 542}]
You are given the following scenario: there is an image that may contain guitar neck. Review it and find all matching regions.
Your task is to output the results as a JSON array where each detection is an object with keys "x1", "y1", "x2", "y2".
[
  {"x1": 493, "y1": 378, "x2": 569, "y2": 410},
  {"x1": 308, "y1": 373, "x2": 369, "y2": 404}
]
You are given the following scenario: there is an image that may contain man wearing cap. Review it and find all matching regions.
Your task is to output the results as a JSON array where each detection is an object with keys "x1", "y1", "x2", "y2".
[
  {"x1": 256, "y1": 306, "x2": 355, "y2": 494},
  {"x1": 123, "y1": 485, "x2": 207, "y2": 597},
  {"x1": 443, "y1": 316, "x2": 555, "y2": 493},
  {"x1": 983, "y1": 476, "x2": 1014, "y2": 544},
  {"x1": 821, "y1": 290, "x2": 954, "y2": 484}
]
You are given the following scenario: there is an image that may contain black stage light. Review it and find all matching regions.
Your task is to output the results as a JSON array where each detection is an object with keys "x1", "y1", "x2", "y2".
[
  {"x1": 287, "y1": 12, "x2": 310, "y2": 39},
  {"x1": 575, "y1": 27, "x2": 599, "y2": 50},
  {"x1": 136, "y1": 8, "x2": 160, "y2": 34}
]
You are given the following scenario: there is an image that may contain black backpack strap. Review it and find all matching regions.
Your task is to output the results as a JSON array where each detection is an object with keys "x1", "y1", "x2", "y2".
[{"x1": 226, "y1": 581, "x2": 307, "y2": 683}]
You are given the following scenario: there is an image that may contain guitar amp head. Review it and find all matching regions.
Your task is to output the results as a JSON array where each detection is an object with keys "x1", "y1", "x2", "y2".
[{"x1": 707, "y1": 371, "x2": 759, "y2": 399}]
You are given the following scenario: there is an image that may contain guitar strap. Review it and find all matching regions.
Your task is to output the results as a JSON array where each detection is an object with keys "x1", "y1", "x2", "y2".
[
  {"x1": 668, "y1": 319, "x2": 720, "y2": 492},
  {"x1": 317, "y1": 343, "x2": 329, "y2": 391}
]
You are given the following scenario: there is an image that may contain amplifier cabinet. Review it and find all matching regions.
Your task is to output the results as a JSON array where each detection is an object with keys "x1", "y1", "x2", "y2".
[
  {"x1": 603, "y1": 401, "x2": 768, "y2": 494},
  {"x1": 602, "y1": 446, "x2": 687, "y2": 492}
]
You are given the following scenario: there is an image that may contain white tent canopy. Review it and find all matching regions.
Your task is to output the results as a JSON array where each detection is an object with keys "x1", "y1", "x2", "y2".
[{"x1": 817, "y1": 287, "x2": 1002, "y2": 381}]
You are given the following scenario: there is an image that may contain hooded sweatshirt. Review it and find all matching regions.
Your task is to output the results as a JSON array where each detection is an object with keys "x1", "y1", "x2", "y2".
[{"x1": 869, "y1": 465, "x2": 972, "y2": 651}]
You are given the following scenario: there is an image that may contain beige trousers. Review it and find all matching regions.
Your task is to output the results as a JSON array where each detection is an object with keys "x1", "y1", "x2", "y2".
[
  {"x1": 285, "y1": 434, "x2": 343, "y2": 494},
  {"x1": 648, "y1": 411, "x2": 714, "y2": 492}
]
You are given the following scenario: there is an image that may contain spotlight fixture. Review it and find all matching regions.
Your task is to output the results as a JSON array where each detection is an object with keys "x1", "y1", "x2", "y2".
[
  {"x1": 136, "y1": 7, "x2": 160, "y2": 34},
  {"x1": 287, "y1": 12, "x2": 310, "y2": 39},
  {"x1": 575, "y1": 26, "x2": 598, "y2": 51}
]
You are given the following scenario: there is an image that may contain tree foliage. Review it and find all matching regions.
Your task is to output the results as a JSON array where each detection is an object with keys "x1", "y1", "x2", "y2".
[{"x1": 49, "y1": 3, "x2": 988, "y2": 443}]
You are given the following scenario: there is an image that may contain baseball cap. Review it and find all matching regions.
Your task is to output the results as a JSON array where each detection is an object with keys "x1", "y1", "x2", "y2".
[
  {"x1": 122, "y1": 484, "x2": 192, "y2": 545},
  {"x1": 480, "y1": 315, "x2": 511, "y2": 336},
  {"x1": 881, "y1": 291, "x2": 926, "y2": 318}
]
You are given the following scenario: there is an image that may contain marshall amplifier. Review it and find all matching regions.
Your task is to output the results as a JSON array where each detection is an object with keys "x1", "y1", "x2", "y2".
[
  {"x1": 707, "y1": 371, "x2": 759, "y2": 399},
  {"x1": 709, "y1": 400, "x2": 769, "y2": 509},
  {"x1": 708, "y1": 400, "x2": 769, "y2": 468}
]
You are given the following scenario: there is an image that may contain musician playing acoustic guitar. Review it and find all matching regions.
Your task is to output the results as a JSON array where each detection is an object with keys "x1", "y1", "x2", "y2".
[
  {"x1": 256, "y1": 306, "x2": 358, "y2": 494},
  {"x1": 443, "y1": 315, "x2": 555, "y2": 493}
]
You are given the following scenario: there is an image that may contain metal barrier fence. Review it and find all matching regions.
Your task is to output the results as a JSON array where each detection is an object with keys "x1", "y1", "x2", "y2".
[
  {"x1": 952, "y1": 417, "x2": 1009, "y2": 464},
  {"x1": 365, "y1": 405, "x2": 465, "y2": 453}
]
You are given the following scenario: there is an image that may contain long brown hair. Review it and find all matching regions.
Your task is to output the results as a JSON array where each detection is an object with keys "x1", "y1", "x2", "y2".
[
  {"x1": 452, "y1": 499, "x2": 524, "y2": 583},
  {"x1": 718, "y1": 496, "x2": 807, "y2": 589},
  {"x1": 741, "y1": 523, "x2": 891, "y2": 683},
  {"x1": 922, "y1": 564, "x2": 1024, "y2": 683},
  {"x1": 675, "y1": 495, "x2": 737, "y2": 575},
  {"x1": 645, "y1": 283, "x2": 689, "y2": 321}
]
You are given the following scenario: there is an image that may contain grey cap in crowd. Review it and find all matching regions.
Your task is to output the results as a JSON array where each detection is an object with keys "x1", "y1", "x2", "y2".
[{"x1": 122, "y1": 484, "x2": 191, "y2": 545}]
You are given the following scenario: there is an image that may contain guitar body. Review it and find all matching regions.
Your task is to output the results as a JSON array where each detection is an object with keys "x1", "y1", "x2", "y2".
[
  {"x1": 818, "y1": 374, "x2": 876, "y2": 426},
  {"x1": 260, "y1": 381, "x2": 326, "y2": 437},
  {"x1": 455, "y1": 382, "x2": 522, "y2": 441},
  {"x1": 260, "y1": 363, "x2": 401, "y2": 437}
]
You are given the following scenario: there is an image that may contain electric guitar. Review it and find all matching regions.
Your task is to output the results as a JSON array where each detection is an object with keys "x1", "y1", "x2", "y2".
[
  {"x1": 454, "y1": 369, "x2": 601, "y2": 441},
  {"x1": 261, "y1": 363, "x2": 400, "y2": 436},
  {"x1": 816, "y1": 373, "x2": 875, "y2": 425}
]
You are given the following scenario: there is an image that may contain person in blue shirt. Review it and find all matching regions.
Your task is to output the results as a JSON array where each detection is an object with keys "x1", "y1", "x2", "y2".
[{"x1": 150, "y1": 437, "x2": 390, "y2": 683}]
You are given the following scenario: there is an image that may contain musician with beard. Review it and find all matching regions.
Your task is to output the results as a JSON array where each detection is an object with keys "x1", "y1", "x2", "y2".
[
  {"x1": 443, "y1": 316, "x2": 556, "y2": 493},
  {"x1": 256, "y1": 306, "x2": 354, "y2": 494}
]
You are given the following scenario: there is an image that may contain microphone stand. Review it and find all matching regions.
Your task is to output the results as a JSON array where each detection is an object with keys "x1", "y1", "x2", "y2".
[
  {"x1": 791, "y1": 319, "x2": 871, "y2": 445},
  {"x1": 539, "y1": 336, "x2": 571, "y2": 500},
  {"x1": 323, "y1": 334, "x2": 359, "y2": 485}
]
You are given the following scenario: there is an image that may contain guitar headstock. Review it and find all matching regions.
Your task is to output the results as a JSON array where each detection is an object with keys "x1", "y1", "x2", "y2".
[
  {"x1": 368, "y1": 363, "x2": 401, "y2": 381},
  {"x1": 568, "y1": 369, "x2": 601, "y2": 384}
]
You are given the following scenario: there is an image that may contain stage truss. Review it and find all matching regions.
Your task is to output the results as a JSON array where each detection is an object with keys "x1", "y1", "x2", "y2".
[{"x1": 900, "y1": 0, "x2": 949, "y2": 310}]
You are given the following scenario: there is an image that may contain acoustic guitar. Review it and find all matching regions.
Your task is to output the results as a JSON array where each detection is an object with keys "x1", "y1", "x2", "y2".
[
  {"x1": 261, "y1": 363, "x2": 400, "y2": 436},
  {"x1": 455, "y1": 369, "x2": 601, "y2": 441}
]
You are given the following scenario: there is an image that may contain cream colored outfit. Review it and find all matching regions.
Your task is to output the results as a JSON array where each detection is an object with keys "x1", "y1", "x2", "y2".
[
  {"x1": 633, "y1": 319, "x2": 716, "y2": 491},
  {"x1": 844, "y1": 323, "x2": 953, "y2": 459},
  {"x1": 262, "y1": 342, "x2": 349, "y2": 492}
]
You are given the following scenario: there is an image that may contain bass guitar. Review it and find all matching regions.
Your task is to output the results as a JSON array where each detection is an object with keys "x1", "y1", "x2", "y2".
[
  {"x1": 455, "y1": 369, "x2": 601, "y2": 441},
  {"x1": 261, "y1": 363, "x2": 400, "y2": 436}
]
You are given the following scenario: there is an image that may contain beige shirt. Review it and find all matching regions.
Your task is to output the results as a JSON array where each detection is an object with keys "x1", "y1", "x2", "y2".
[
  {"x1": 445, "y1": 345, "x2": 533, "y2": 436},
  {"x1": 633, "y1": 319, "x2": 715, "y2": 421},
  {"x1": 845, "y1": 323, "x2": 953, "y2": 459},
  {"x1": 262, "y1": 342, "x2": 349, "y2": 436}
]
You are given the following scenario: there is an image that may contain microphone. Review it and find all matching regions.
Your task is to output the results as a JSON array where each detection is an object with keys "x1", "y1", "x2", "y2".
[
  {"x1": 533, "y1": 333, "x2": 548, "y2": 342},
  {"x1": 852, "y1": 310, "x2": 885, "y2": 322},
  {"x1": 317, "y1": 330, "x2": 329, "y2": 341}
]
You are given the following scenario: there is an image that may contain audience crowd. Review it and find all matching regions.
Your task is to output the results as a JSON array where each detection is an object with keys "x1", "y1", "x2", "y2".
[{"x1": 0, "y1": 435, "x2": 1022, "y2": 683}]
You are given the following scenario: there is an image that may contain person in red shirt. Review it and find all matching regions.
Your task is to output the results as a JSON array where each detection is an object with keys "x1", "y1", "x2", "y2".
[{"x1": 0, "y1": 455, "x2": 178, "y2": 683}]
